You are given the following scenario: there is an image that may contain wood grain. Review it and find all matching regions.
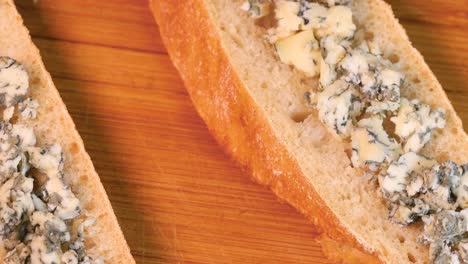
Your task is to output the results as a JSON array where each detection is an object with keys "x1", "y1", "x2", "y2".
[{"x1": 12, "y1": 0, "x2": 468, "y2": 263}]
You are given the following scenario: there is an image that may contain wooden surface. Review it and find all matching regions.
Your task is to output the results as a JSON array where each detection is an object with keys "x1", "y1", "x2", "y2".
[{"x1": 13, "y1": 0, "x2": 467, "y2": 263}]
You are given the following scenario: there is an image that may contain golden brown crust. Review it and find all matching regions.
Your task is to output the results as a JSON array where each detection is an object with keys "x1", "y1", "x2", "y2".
[{"x1": 150, "y1": 0, "x2": 380, "y2": 262}]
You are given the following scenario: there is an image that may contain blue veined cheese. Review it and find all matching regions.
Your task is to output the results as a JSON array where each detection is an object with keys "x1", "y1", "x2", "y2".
[
  {"x1": 240, "y1": 0, "x2": 271, "y2": 19},
  {"x1": 382, "y1": 152, "x2": 435, "y2": 194},
  {"x1": 18, "y1": 98, "x2": 39, "y2": 120},
  {"x1": 30, "y1": 211, "x2": 70, "y2": 264},
  {"x1": 318, "y1": 34, "x2": 350, "y2": 88},
  {"x1": 319, "y1": 56, "x2": 337, "y2": 88},
  {"x1": 351, "y1": 115, "x2": 401, "y2": 170},
  {"x1": 0, "y1": 174, "x2": 34, "y2": 237},
  {"x1": 320, "y1": 35, "x2": 350, "y2": 65},
  {"x1": 27, "y1": 144, "x2": 81, "y2": 220},
  {"x1": 299, "y1": 2, "x2": 328, "y2": 30},
  {"x1": 339, "y1": 49, "x2": 402, "y2": 113},
  {"x1": 0, "y1": 57, "x2": 29, "y2": 107},
  {"x1": 12, "y1": 124, "x2": 36, "y2": 149},
  {"x1": 457, "y1": 165, "x2": 468, "y2": 208},
  {"x1": 421, "y1": 210, "x2": 468, "y2": 263},
  {"x1": 275, "y1": 30, "x2": 321, "y2": 76},
  {"x1": 391, "y1": 98, "x2": 446, "y2": 153},
  {"x1": 271, "y1": 1, "x2": 328, "y2": 40},
  {"x1": 317, "y1": 79, "x2": 362, "y2": 136},
  {"x1": 272, "y1": 0, "x2": 302, "y2": 39},
  {"x1": 315, "y1": 5, "x2": 356, "y2": 39},
  {"x1": 365, "y1": 69, "x2": 403, "y2": 113},
  {"x1": 318, "y1": 0, "x2": 351, "y2": 7},
  {"x1": 425, "y1": 161, "x2": 462, "y2": 209}
]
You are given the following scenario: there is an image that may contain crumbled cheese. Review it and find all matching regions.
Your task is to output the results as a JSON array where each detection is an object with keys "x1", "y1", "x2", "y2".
[
  {"x1": 391, "y1": 98, "x2": 446, "y2": 152},
  {"x1": 28, "y1": 144, "x2": 81, "y2": 220},
  {"x1": 275, "y1": 30, "x2": 321, "y2": 76},
  {"x1": 457, "y1": 165, "x2": 468, "y2": 208},
  {"x1": 12, "y1": 124, "x2": 36, "y2": 148},
  {"x1": 340, "y1": 49, "x2": 402, "y2": 113},
  {"x1": 365, "y1": 69, "x2": 403, "y2": 113},
  {"x1": 351, "y1": 115, "x2": 401, "y2": 170},
  {"x1": 299, "y1": 2, "x2": 328, "y2": 30},
  {"x1": 3, "y1": 107, "x2": 14, "y2": 122},
  {"x1": 315, "y1": 5, "x2": 355, "y2": 39},
  {"x1": 18, "y1": 98, "x2": 39, "y2": 120},
  {"x1": 317, "y1": 79, "x2": 362, "y2": 136},
  {"x1": 382, "y1": 152, "x2": 435, "y2": 194},
  {"x1": 0, "y1": 57, "x2": 98, "y2": 263},
  {"x1": 0, "y1": 57, "x2": 29, "y2": 107},
  {"x1": 273, "y1": 0, "x2": 302, "y2": 39},
  {"x1": 319, "y1": 56, "x2": 337, "y2": 88},
  {"x1": 241, "y1": 0, "x2": 271, "y2": 19},
  {"x1": 320, "y1": 35, "x2": 350, "y2": 65}
]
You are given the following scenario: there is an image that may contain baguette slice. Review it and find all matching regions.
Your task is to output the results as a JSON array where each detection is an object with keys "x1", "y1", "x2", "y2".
[
  {"x1": 0, "y1": 0, "x2": 134, "y2": 262},
  {"x1": 151, "y1": 0, "x2": 468, "y2": 263}
]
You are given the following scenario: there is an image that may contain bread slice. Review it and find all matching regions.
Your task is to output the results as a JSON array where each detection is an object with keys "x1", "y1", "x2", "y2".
[
  {"x1": 0, "y1": 0, "x2": 134, "y2": 262},
  {"x1": 151, "y1": 0, "x2": 468, "y2": 263}
]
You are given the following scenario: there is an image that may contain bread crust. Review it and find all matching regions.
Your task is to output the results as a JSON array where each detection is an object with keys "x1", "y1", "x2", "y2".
[
  {"x1": 0, "y1": 0, "x2": 135, "y2": 262},
  {"x1": 151, "y1": 0, "x2": 381, "y2": 262}
]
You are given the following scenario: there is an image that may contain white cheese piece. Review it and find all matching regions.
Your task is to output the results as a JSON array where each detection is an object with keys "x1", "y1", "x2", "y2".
[
  {"x1": 457, "y1": 165, "x2": 468, "y2": 208},
  {"x1": 61, "y1": 250, "x2": 78, "y2": 264},
  {"x1": 30, "y1": 235, "x2": 61, "y2": 264},
  {"x1": 339, "y1": 49, "x2": 370, "y2": 84},
  {"x1": 275, "y1": 30, "x2": 321, "y2": 77},
  {"x1": 300, "y1": 3, "x2": 328, "y2": 30},
  {"x1": 0, "y1": 57, "x2": 29, "y2": 107},
  {"x1": 365, "y1": 69, "x2": 403, "y2": 113},
  {"x1": 316, "y1": 5, "x2": 355, "y2": 39},
  {"x1": 319, "y1": 56, "x2": 337, "y2": 88},
  {"x1": 273, "y1": 0, "x2": 302, "y2": 39},
  {"x1": 317, "y1": 79, "x2": 362, "y2": 136},
  {"x1": 11, "y1": 125, "x2": 36, "y2": 149},
  {"x1": 18, "y1": 98, "x2": 39, "y2": 120},
  {"x1": 241, "y1": 0, "x2": 270, "y2": 19},
  {"x1": 391, "y1": 98, "x2": 446, "y2": 152},
  {"x1": 28, "y1": 144, "x2": 81, "y2": 220},
  {"x1": 320, "y1": 35, "x2": 350, "y2": 65},
  {"x1": 351, "y1": 115, "x2": 401, "y2": 170},
  {"x1": 3, "y1": 107, "x2": 14, "y2": 121},
  {"x1": 382, "y1": 152, "x2": 435, "y2": 194}
]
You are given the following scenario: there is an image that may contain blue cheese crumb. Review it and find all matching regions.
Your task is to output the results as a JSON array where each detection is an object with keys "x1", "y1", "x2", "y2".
[
  {"x1": 391, "y1": 98, "x2": 446, "y2": 153},
  {"x1": 317, "y1": 79, "x2": 362, "y2": 136},
  {"x1": 351, "y1": 115, "x2": 401, "y2": 170}
]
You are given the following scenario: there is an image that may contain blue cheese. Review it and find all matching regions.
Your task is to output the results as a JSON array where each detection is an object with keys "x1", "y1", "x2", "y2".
[
  {"x1": 340, "y1": 49, "x2": 402, "y2": 113},
  {"x1": 0, "y1": 57, "x2": 29, "y2": 107},
  {"x1": 457, "y1": 165, "x2": 468, "y2": 208},
  {"x1": 30, "y1": 211, "x2": 70, "y2": 264},
  {"x1": 315, "y1": 5, "x2": 355, "y2": 39},
  {"x1": 351, "y1": 115, "x2": 401, "y2": 170},
  {"x1": 382, "y1": 152, "x2": 435, "y2": 194},
  {"x1": 425, "y1": 161, "x2": 462, "y2": 209},
  {"x1": 391, "y1": 98, "x2": 446, "y2": 153},
  {"x1": 299, "y1": 2, "x2": 328, "y2": 30},
  {"x1": 28, "y1": 144, "x2": 81, "y2": 220},
  {"x1": 317, "y1": 79, "x2": 362, "y2": 136},
  {"x1": 18, "y1": 98, "x2": 39, "y2": 120},
  {"x1": 241, "y1": 0, "x2": 270, "y2": 19},
  {"x1": 273, "y1": 0, "x2": 302, "y2": 39},
  {"x1": 319, "y1": 56, "x2": 337, "y2": 88},
  {"x1": 275, "y1": 30, "x2": 321, "y2": 76},
  {"x1": 365, "y1": 69, "x2": 403, "y2": 113},
  {"x1": 320, "y1": 35, "x2": 350, "y2": 65},
  {"x1": 0, "y1": 174, "x2": 34, "y2": 237}
]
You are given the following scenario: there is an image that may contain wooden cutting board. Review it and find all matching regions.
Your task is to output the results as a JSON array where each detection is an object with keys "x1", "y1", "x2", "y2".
[{"x1": 14, "y1": 0, "x2": 467, "y2": 263}]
